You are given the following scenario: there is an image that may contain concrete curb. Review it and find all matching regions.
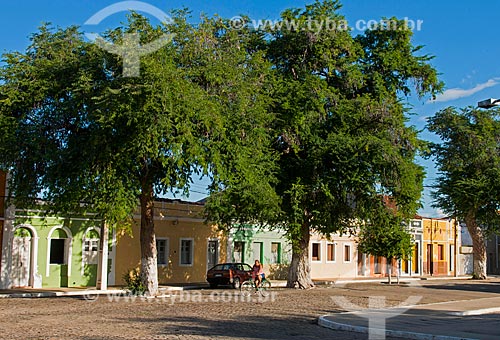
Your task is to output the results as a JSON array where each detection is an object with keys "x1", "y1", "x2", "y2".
[
  {"x1": 0, "y1": 286, "x2": 184, "y2": 299},
  {"x1": 0, "y1": 289, "x2": 127, "y2": 299},
  {"x1": 318, "y1": 315, "x2": 478, "y2": 340},
  {"x1": 420, "y1": 276, "x2": 472, "y2": 281},
  {"x1": 449, "y1": 307, "x2": 500, "y2": 316},
  {"x1": 314, "y1": 276, "x2": 472, "y2": 286}
]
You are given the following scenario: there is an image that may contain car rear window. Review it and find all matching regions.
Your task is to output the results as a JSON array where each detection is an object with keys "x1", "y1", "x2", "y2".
[
  {"x1": 222, "y1": 264, "x2": 232, "y2": 270},
  {"x1": 212, "y1": 264, "x2": 224, "y2": 271}
]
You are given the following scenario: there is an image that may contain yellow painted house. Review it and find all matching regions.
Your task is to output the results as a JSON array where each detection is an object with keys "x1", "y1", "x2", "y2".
[
  {"x1": 114, "y1": 199, "x2": 227, "y2": 285},
  {"x1": 421, "y1": 217, "x2": 458, "y2": 276}
]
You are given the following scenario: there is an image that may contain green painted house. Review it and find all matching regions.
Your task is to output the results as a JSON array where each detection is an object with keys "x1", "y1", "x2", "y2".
[
  {"x1": 1, "y1": 207, "x2": 116, "y2": 289},
  {"x1": 227, "y1": 225, "x2": 292, "y2": 280}
]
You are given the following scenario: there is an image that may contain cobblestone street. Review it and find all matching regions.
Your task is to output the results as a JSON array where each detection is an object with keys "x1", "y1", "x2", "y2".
[{"x1": 1, "y1": 279, "x2": 499, "y2": 339}]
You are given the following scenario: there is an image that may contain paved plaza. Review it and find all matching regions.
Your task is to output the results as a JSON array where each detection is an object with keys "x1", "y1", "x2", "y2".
[{"x1": 0, "y1": 278, "x2": 499, "y2": 339}]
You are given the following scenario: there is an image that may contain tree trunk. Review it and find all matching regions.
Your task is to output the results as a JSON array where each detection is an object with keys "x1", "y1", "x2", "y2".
[
  {"x1": 465, "y1": 213, "x2": 487, "y2": 280},
  {"x1": 396, "y1": 260, "x2": 400, "y2": 285},
  {"x1": 140, "y1": 183, "x2": 159, "y2": 295},
  {"x1": 387, "y1": 260, "x2": 392, "y2": 285},
  {"x1": 286, "y1": 222, "x2": 314, "y2": 289}
]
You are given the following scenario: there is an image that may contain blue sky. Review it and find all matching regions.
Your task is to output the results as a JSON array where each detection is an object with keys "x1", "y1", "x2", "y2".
[{"x1": 2, "y1": 1, "x2": 500, "y2": 216}]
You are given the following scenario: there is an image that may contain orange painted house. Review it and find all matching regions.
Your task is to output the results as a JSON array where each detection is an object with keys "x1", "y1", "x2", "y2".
[
  {"x1": 362, "y1": 216, "x2": 458, "y2": 278},
  {"x1": 421, "y1": 217, "x2": 458, "y2": 276}
]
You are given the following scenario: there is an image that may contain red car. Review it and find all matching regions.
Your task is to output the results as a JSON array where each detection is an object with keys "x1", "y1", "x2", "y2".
[{"x1": 206, "y1": 263, "x2": 253, "y2": 289}]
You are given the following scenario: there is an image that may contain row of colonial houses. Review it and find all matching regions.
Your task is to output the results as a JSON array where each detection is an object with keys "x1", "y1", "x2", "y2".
[{"x1": 0, "y1": 171, "x2": 482, "y2": 289}]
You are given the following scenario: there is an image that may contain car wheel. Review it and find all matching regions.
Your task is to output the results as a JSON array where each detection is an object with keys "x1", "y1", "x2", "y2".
[
  {"x1": 232, "y1": 277, "x2": 241, "y2": 289},
  {"x1": 209, "y1": 283, "x2": 218, "y2": 288}
]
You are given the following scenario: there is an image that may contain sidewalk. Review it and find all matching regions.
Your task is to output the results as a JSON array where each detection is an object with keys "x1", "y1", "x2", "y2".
[
  {"x1": 319, "y1": 296, "x2": 500, "y2": 340},
  {"x1": 313, "y1": 275, "x2": 472, "y2": 286},
  {"x1": 0, "y1": 280, "x2": 289, "y2": 298},
  {"x1": 0, "y1": 276, "x2": 470, "y2": 298},
  {"x1": 0, "y1": 285, "x2": 184, "y2": 298},
  {"x1": 0, "y1": 287, "x2": 126, "y2": 298}
]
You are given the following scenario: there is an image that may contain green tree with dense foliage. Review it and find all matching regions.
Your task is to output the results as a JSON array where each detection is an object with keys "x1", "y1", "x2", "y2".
[
  {"x1": 206, "y1": 0, "x2": 441, "y2": 288},
  {"x1": 0, "y1": 13, "x2": 277, "y2": 295},
  {"x1": 427, "y1": 107, "x2": 500, "y2": 279},
  {"x1": 268, "y1": 1, "x2": 440, "y2": 288},
  {"x1": 0, "y1": 1, "x2": 443, "y2": 292},
  {"x1": 357, "y1": 211, "x2": 414, "y2": 284}
]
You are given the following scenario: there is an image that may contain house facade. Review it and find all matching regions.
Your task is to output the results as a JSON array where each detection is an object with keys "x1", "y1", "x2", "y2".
[
  {"x1": 486, "y1": 234, "x2": 500, "y2": 275},
  {"x1": 421, "y1": 217, "x2": 458, "y2": 276},
  {"x1": 1, "y1": 207, "x2": 116, "y2": 289},
  {"x1": 114, "y1": 199, "x2": 227, "y2": 285},
  {"x1": 309, "y1": 232, "x2": 358, "y2": 279},
  {"x1": 1, "y1": 185, "x2": 227, "y2": 288},
  {"x1": 398, "y1": 218, "x2": 424, "y2": 277},
  {"x1": 308, "y1": 216, "x2": 464, "y2": 280},
  {"x1": 1, "y1": 166, "x2": 471, "y2": 288},
  {"x1": 227, "y1": 225, "x2": 292, "y2": 279}
]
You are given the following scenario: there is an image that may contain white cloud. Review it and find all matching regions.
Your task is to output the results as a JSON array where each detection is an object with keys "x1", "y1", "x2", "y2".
[
  {"x1": 417, "y1": 207, "x2": 447, "y2": 218},
  {"x1": 430, "y1": 78, "x2": 500, "y2": 103}
]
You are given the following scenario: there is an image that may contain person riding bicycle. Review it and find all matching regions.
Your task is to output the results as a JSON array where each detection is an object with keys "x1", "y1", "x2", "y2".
[{"x1": 252, "y1": 259, "x2": 265, "y2": 290}]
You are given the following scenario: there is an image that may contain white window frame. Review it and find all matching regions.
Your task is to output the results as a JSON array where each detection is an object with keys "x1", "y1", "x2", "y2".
[
  {"x1": 156, "y1": 238, "x2": 169, "y2": 266},
  {"x1": 344, "y1": 243, "x2": 352, "y2": 263},
  {"x1": 270, "y1": 242, "x2": 281, "y2": 264},
  {"x1": 311, "y1": 242, "x2": 322, "y2": 262},
  {"x1": 233, "y1": 241, "x2": 245, "y2": 263},
  {"x1": 83, "y1": 239, "x2": 99, "y2": 263},
  {"x1": 82, "y1": 227, "x2": 100, "y2": 274},
  {"x1": 326, "y1": 242, "x2": 337, "y2": 263},
  {"x1": 179, "y1": 238, "x2": 194, "y2": 267}
]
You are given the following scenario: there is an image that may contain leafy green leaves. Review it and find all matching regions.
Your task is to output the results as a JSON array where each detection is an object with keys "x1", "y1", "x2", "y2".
[
  {"x1": 357, "y1": 211, "x2": 413, "y2": 261},
  {"x1": 0, "y1": 13, "x2": 278, "y2": 232},
  {"x1": 427, "y1": 107, "x2": 500, "y2": 235},
  {"x1": 267, "y1": 1, "x2": 436, "y2": 240},
  {"x1": 0, "y1": 2, "x2": 443, "y2": 261}
]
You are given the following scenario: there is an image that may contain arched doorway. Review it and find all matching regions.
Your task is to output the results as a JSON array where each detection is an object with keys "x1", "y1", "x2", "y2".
[
  {"x1": 12, "y1": 225, "x2": 38, "y2": 287},
  {"x1": 46, "y1": 226, "x2": 72, "y2": 287}
]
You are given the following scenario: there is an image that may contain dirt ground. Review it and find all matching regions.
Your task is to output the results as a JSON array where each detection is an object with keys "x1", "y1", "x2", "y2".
[{"x1": 1, "y1": 278, "x2": 499, "y2": 340}]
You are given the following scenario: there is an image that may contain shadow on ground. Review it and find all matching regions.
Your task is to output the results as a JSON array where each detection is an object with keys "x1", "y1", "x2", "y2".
[
  {"x1": 113, "y1": 314, "x2": 324, "y2": 340},
  {"x1": 422, "y1": 280, "x2": 500, "y2": 294}
]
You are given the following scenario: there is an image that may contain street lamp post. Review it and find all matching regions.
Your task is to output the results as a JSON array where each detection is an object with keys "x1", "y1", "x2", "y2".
[{"x1": 478, "y1": 98, "x2": 500, "y2": 108}]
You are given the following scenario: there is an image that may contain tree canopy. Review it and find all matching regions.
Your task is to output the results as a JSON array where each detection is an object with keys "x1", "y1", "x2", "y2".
[
  {"x1": 427, "y1": 106, "x2": 500, "y2": 279},
  {"x1": 0, "y1": 0, "x2": 443, "y2": 291},
  {"x1": 0, "y1": 13, "x2": 277, "y2": 294},
  {"x1": 205, "y1": 0, "x2": 442, "y2": 288}
]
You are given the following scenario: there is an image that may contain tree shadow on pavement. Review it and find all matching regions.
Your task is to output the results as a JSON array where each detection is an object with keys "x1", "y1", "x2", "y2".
[
  {"x1": 113, "y1": 314, "x2": 338, "y2": 340},
  {"x1": 421, "y1": 281, "x2": 500, "y2": 294}
]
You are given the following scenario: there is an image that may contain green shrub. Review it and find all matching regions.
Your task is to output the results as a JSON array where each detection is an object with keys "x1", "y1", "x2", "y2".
[{"x1": 123, "y1": 268, "x2": 146, "y2": 295}]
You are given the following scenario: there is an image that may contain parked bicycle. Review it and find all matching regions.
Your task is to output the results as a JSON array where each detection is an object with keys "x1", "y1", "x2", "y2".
[{"x1": 240, "y1": 277, "x2": 271, "y2": 297}]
